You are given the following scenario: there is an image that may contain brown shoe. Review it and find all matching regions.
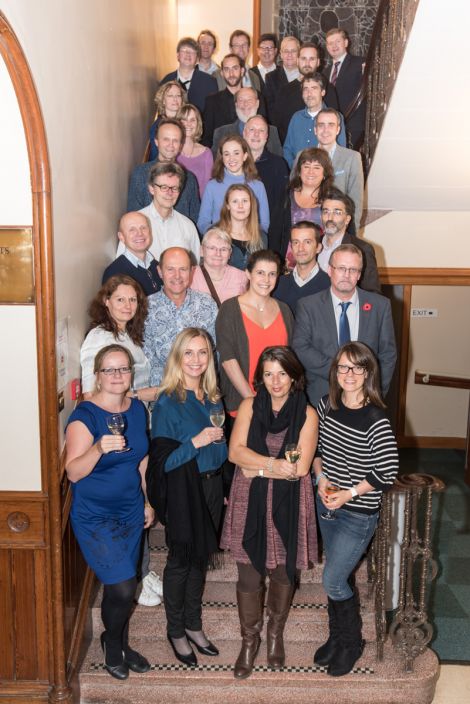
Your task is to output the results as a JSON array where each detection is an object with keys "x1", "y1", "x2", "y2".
[
  {"x1": 234, "y1": 588, "x2": 264, "y2": 679},
  {"x1": 266, "y1": 579, "x2": 294, "y2": 669}
]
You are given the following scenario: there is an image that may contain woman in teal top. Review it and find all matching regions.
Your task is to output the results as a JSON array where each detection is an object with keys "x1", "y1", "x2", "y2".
[{"x1": 148, "y1": 327, "x2": 227, "y2": 667}]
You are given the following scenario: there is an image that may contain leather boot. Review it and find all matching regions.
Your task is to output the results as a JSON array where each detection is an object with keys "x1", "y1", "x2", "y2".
[
  {"x1": 314, "y1": 597, "x2": 339, "y2": 666},
  {"x1": 327, "y1": 596, "x2": 365, "y2": 677},
  {"x1": 234, "y1": 588, "x2": 264, "y2": 679},
  {"x1": 266, "y1": 579, "x2": 294, "y2": 669}
]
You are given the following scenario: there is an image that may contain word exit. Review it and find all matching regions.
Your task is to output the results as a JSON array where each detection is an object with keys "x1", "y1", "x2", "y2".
[{"x1": 411, "y1": 308, "x2": 438, "y2": 318}]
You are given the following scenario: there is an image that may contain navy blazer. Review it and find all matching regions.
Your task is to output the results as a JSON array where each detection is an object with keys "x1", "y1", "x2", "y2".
[
  {"x1": 323, "y1": 54, "x2": 365, "y2": 147},
  {"x1": 160, "y1": 68, "x2": 217, "y2": 114},
  {"x1": 293, "y1": 287, "x2": 397, "y2": 406}
]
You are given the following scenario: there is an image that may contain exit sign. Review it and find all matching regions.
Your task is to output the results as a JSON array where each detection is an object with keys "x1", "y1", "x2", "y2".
[{"x1": 411, "y1": 308, "x2": 438, "y2": 318}]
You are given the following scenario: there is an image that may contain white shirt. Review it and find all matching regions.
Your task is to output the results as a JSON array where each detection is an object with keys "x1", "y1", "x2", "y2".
[
  {"x1": 138, "y1": 203, "x2": 201, "y2": 262},
  {"x1": 177, "y1": 68, "x2": 194, "y2": 90},
  {"x1": 318, "y1": 234, "x2": 344, "y2": 272},
  {"x1": 256, "y1": 62, "x2": 276, "y2": 82},
  {"x1": 123, "y1": 248, "x2": 154, "y2": 269},
  {"x1": 331, "y1": 288, "x2": 359, "y2": 342},
  {"x1": 284, "y1": 67, "x2": 300, "y2": 82},
  {"x1": 80, "y1": 327, "x2": 150, "y2": 393},
  {"x1": 292, "y1": 263, "x2": 320, "y2": 287},
  {"x1": 198, "y1": 60, "x2": 218, "y2": 75}
]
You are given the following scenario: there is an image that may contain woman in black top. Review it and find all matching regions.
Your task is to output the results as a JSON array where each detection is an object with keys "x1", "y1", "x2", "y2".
[{"x1": 313, "y1": 342, "x2": 398, "y2": 677}]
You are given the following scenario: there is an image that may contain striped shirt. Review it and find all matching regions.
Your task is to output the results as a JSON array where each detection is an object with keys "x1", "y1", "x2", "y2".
[{"x1": 317, "y1": 396, "x2": 399, "y2": 514}]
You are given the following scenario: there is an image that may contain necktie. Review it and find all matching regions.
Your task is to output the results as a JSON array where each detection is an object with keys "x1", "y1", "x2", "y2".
[
  {"x1": 330, "y1": 61, "x2": 341, "y2": 86},
  {"x1": 179, "y1": 79, "x2": 190, "y2": 92},
  {"x1": 339, "y1": 301, "x2": 351, "y2": 346}
]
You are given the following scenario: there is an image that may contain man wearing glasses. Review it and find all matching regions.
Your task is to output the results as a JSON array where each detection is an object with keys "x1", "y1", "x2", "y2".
[
  {"x1": 317, "y1": 188, "x2": 380, "y2": 293},
  {"x1": 138, "y1": 162, "x2": 201, "y2": 262},
  {"x1": 160, "y1": 37, "x2": 217, "y2": 114},
  {"x1": 293, "y1": 243, "x2": 396, "y2": 406},
  {"x1": 264, "y1": 36, "x2": 301, "y2": 121},
  {"x1": 251, "y1": 33, "x2": 279, "y2": 88}
]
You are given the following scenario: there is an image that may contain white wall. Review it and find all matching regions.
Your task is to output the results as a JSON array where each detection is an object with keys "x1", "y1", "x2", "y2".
[
  {"x1": 0, "y1": 0, "x2": 164, "y2": 488},
  {"x1": 177, "y1": 0, "x2": 253, "y2": 65},
  {"x1": 366, "y1": 0, "x2": 470, "y2": 210}
]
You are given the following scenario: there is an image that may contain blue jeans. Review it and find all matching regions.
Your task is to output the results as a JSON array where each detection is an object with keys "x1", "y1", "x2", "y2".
[{"x1": 316, "y1": 494, "x2": 379, "y2": 601}]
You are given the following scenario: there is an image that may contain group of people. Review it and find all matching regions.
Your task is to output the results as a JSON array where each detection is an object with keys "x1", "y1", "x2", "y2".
[{"x1": 64, "y1": 24, "x2": 399, "y2": 684}]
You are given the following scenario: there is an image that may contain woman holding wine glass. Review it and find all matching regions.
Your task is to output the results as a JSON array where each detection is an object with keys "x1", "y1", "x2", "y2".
[
  {"x1": 147, "y1": 327, "x2": 227, "y2": 667},
  {"x1": 313, "y1": 342, "x2": 398, "y2": 677},
  {"x1": 65, "y1": 344, "x2": 153, "y2": 680},
  {"x1": 221, "y1": 346, "x2": 318, "y2": 678}
]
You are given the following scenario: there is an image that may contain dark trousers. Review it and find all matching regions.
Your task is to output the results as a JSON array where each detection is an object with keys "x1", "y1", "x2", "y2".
[{"x1": 164, "y1": 473, "x2": 223, "y2": 638}]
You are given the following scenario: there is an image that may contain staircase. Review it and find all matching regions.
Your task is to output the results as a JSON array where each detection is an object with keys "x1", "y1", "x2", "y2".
[{"x1": 78, "y1": 524, "x2": 439, "y2": 703}]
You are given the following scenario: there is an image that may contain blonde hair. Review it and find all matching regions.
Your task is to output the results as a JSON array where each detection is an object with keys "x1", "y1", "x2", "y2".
[
  {"x1": 154, "y1": 81, "x2": 187, "y2": 115},
  {"x1": 156, "y1": 328, "x2": 219, "y2": 403},
  {"x1": 201, "y1": 226, "x2": 233, "y2": 248},
  {"x1": 176, "y1": 103, "x2": 204, "y2": 143},
  {"x1": 217, "y1": 184, "x2": 264, "y2": 253}
]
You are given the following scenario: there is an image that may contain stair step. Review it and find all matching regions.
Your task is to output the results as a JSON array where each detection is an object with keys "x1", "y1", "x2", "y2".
[{"x1": 79, "y1": 639, "x2": 439, "y2": 704}]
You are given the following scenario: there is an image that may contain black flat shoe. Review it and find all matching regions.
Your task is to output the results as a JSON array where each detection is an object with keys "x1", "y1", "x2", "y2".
[
  {"x1": 185, "y1": 632, "x2": 219, "y2": 656},
  {"x1": 123, "y1": 649, "x2": 151, "y2": 673},
  {"x1": 100, "y1": 632, "x2": 129, "y2": 680},
  {"x1": 167, "y1": 634, "x2": 197, "y2": 667}
]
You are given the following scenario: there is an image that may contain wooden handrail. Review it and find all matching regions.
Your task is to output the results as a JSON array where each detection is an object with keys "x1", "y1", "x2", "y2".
[{"x1": 415, "y1": 370, "x2": 470, "y2": 391}]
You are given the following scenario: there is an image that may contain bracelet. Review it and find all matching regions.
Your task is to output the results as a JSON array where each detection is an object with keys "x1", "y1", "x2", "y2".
[
  {"x1": 258, "y1": 468, "x2": 264, "y2": 477},
  {"x1": 144, "y1": 501, "x2": 152, "y2": 509},
  {"x1": 315, "y1": 471, "x2": 326, "y2": 486},
  {"x1": 266, "y1": 456, "x2": 274, "y2": 474}
]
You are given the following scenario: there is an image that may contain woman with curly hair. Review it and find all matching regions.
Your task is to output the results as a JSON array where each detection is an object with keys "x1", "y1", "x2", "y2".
[
  {"x1": 268, "y1": 146, "x2": 334, "y2": 265},
  {"x1": 148, "y1": 81, "x2": 187, "y2": 160},
  {"x1": 197, "y1": 135, "x2": 269, "y2": 235},
  {"x1": 80, "y1": 275, "x2": 155, "y2": 403},
  {"x1": 176, "y1": 103, "x2": 213, "y2": 197}
]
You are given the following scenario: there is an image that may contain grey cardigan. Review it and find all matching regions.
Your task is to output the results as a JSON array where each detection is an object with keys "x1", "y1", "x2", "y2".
[{"x1": 215, "y1": 296, "x2": 294, "y2": 413}]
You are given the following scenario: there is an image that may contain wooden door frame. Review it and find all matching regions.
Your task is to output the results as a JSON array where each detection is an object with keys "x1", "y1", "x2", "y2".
[{"x1": 0, "y1": 12, "x2": 71, "y2": 703}]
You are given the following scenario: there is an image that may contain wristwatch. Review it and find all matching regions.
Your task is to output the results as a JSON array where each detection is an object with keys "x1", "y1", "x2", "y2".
[
  {"x1": 258, "y1": 468, "x2": 264, "y2": 477},
  {"x1": 350, "y1": 487, "x2": 359, "y2": 501}
]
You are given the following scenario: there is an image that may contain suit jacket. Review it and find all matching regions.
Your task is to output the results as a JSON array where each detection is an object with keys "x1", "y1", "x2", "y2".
[
  {"x1": 293, "y1": 287, "x2": 396, "y2": 406},
  {"x1": 263, "y1": 65, "x2": 289, "y2": 121},
  {"x1": 160, "y1": 68, "x2": 217, "y2": 114},
  {"x1": 272, "y1": 78, "x2": 339, "y2": 144},
  {"x1": 214, "y1": 67, "x2": 261, "y2": 92},
  {"x1": 331, "y1": 145, "x2": 364, "y2": 231},
  {"x1": 254, "y1": 148, "x2": 289, "y2": 227},
  {"x1": 324, "y1": 54, "x2": 365, "y2": 147},
  {"x1": 202, "y1": 88, "x2": 237, "y2": 147},
  {"x1": 211, "y1": 120, "x2": 283, "y2": 157}
]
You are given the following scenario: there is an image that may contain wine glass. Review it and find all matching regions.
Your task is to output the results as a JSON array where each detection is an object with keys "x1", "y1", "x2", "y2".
[
  {"x1": 285, "y1": 443, "x2": 301, "y2": 481},
  {"x1": 209, "y1": 401, "x2": 226, "y2": 444},
  {"x1": 321, "y1": 484, "x2": 340, "y2": 520},
  {"x1": 106, "y1": 413, "x2": 131, "y2": 453}
]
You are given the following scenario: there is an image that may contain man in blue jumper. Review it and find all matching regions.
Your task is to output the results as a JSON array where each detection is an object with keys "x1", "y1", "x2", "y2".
[{"x1": 283, "y1": 72, "x2": 346, "y2": 168}]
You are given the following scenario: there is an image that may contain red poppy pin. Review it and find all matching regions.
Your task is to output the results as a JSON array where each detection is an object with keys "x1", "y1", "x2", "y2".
[{"x1": 362, "y1": 303, "x2": 372, "y2": 311}]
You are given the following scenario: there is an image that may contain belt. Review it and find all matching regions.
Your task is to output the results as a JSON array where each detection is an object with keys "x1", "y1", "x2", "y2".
[{"x1": 201, "y1": 468, "x2": 222, "y2": 480}]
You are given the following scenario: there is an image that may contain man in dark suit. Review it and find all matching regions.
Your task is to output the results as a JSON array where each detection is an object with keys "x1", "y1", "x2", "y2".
[
  {"x1": 160, "y1": 37, "x2": 217, "y2": 114},
  {"x1": 273, "y1": 43, "x2": 339, "y2": 143},
  {"x1": 293, "y1": 243, "x2": 396, "y2": 406},
  {"x1": 212, "y1": 88, "x2": 281, "y2": 157},
  {"x1": 202, "y1": 53, "x2": 244, "y2": 147},
  {"x1": 251, "y1": 33, "x2": 279, "y2": 89},
  {"x1": 324, "y1": 28, "x2": 365, "y2": 148},
  {"x1": 317, "y1": 188, "x2": 379, "y2": 293},
  {"x1": 264, "y1": 36, "x2": 300, "y2": 121}
]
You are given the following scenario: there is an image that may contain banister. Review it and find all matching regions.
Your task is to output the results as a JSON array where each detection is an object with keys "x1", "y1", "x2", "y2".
[{"x1": 415, "y1": 370, "x2": 470, "y2": 390}]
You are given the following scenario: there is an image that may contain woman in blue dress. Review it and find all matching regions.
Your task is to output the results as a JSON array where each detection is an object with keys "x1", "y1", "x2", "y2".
[
  {"x1": 147, "y1": 327, "x2": 227, "y2": 667},
  {"x1": 65, "y1": 344, "x2": 154, "y2": 680}
]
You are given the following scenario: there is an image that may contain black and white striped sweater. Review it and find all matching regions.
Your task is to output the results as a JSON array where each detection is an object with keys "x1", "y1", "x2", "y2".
[{"x1": 316, "y1": 396, "x2": 399, "y2": 514}]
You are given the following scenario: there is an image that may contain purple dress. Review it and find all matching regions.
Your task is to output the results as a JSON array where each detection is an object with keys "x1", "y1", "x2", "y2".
[{"x1": 177, "y1": 148, "x2": 214, "y2": 198}]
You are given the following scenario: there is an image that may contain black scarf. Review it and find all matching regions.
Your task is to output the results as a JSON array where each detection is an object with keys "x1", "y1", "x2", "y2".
[
  {"x1": 146, "y1": 436, "x2": 219, "y2": 567},
  {"x1": 242, "y1": 386, "x2": 307, "y2": 584}
]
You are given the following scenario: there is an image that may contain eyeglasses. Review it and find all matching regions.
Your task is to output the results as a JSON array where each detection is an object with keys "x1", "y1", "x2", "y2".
[
  {"x1": 330, "y1": 265, "x2": 362, "y2": 276},
  {"x1": 337, "y1": 364, "x2": 366, "y2": 375},
  {"x1": 231, "y1": 43, "x2": 249, "y2": 50},
  {"x1": 259, "y1": 45, "x2": 275, "y2": 51},
  {"x1": 204, "y1": 244, "x2": 231, "y2": 254},
  {"x1": 322, "y1": 208, "x2": 345, "y2": 216},
  {"x1": 152, "y1": 183, "x2": 181, "y2": 194},
  {"x1": 100, "y1": 366, "x2": 133, "y2": 375}
]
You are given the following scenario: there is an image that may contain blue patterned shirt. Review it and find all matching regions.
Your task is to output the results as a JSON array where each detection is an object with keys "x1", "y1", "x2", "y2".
[{"x1": 143, "y1": 288, "x2": 218, "y2": 386}]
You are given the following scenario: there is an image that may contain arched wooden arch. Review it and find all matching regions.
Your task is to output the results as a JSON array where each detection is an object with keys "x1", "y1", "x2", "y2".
[{"x1": 0, "y1": 12, "x2": 71, "y2": 703}]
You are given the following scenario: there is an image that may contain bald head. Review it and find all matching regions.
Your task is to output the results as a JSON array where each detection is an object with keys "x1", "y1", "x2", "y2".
[
  {"x1": 235, "y1": 87, "x2": 259, "y2": 122},
  {"x1": 117, "y1": 212, "x2": 152, "y2": 259}
]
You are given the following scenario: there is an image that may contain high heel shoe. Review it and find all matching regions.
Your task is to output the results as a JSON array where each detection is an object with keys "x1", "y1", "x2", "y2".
[
  {"x1": 166, "y1": 634, "x2": 197, "y2": 667},
  {"x1": 100, "y1": 632, "x2": 129, "y2": 680},
  {"x1": 185, "y1": 631, "x2": 219, "y2": 656}
]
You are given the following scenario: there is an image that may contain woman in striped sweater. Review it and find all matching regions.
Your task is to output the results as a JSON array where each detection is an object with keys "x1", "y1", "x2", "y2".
[{"x1": 313, "y1": 342, "x2": 398, "y2": 677}]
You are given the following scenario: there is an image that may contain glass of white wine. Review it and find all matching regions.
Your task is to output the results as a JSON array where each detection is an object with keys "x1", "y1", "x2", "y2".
[
  {"x1": 285, "y1": 443, "x2": 301, "y2": 481},
  {"x1": 106, "y1": 413, "x2": 131, "y2": 453},
  {"x1": 209, "y1": 401, "x2": 226, "y2": 444},
  {"x1": 321, "y1": 484, "x2": 340, "y2": 520}
]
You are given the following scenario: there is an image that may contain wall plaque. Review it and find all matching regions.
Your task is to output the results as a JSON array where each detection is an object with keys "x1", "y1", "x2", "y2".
[{"x1": 0, "y1": 227, "x2": 34, "y2": 303}]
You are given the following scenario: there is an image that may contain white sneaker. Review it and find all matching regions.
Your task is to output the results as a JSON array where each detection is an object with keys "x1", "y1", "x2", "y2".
[
  {"x1": 138, "y1": 576, "x2": 162, "y2": 606},
  {"x1": 144, "y1": 570, "x2": 164, "y2": 597}
]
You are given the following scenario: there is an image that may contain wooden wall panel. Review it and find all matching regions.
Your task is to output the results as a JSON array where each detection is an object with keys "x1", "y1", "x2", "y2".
[{"x1": 0, "y1": 549, "x2": 14, "y2": 680}]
